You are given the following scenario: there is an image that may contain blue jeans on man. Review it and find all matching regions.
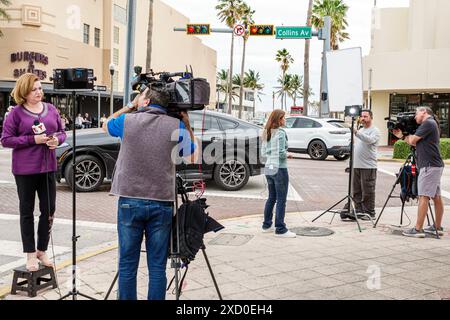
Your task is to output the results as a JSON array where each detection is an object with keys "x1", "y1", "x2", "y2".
[
  {"x1": 117, "y1": 197, "x2": 173, "y2": 300},
  {"x1": 263, "y1": 168, "x2": 289, "y2": 234}
]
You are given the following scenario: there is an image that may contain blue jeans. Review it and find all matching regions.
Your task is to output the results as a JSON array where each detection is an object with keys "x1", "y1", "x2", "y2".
[
  {"x1": 263, "y1": 168, "x2": 289, "y2": 234},
  {"x1": 117, "y1": 197, "x2": 173, "y2": 300}
]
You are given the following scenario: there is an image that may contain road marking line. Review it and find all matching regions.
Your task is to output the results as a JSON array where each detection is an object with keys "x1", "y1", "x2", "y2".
[
  {"x1": 378, "y1": 168, "x2": 450, "y2": 200},
  {"x1": 204, "y1": 183, "x2": 303, "y2": 202},
  {"x1": 0, "y1": 180, "x2": 14, "y2": 185}
]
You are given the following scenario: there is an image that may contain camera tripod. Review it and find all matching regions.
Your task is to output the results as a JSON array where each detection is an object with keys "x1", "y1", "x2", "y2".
[
  {"x1": 104, "y1": 175, "x2": 223, "y2": 300},
  {"x1": 373, "y1": 150, "x2": 440, "y2": 239},
  {"x1": 312, "y1": 114, "x2": 373, "y2": 232}
]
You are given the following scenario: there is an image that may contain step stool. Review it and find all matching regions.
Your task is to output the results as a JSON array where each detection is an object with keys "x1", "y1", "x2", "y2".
[{"x1": 11, "y1": 265, "x2": 58, "y2": 297}]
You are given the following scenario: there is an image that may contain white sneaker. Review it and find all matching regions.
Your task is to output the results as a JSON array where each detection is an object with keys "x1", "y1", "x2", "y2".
[
  {"x1": 275, "y1": 230, "x2": 297, "y2": 238},
  {"x1": 262, "y1": 226, "x2": 274, "y2": 233}
]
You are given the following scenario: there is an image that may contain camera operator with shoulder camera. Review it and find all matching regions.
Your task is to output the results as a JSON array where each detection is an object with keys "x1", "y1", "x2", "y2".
[
  {"x1": 341, "y1": 109, "x2": 381, "y2": 221},
  {"x1": 102, "y1": 85, "x2": 198, "y2": 300},
  {"x1": 392, "y1": 106, "x2": 445, "y2": 238}
]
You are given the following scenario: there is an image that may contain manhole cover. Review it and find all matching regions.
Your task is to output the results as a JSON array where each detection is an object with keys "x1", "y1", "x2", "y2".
[
  {"x1": 291, "y1": 226, "x2": 335, "y2": 237},
  {"x1": 208, "y1": 233, "x2": 254, "y2": 246}
]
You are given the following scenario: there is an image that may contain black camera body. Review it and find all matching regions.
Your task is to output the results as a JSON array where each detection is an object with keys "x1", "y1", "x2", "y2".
[
  {"x1": 131, "y1": 66, "x2": 210, "y2": 112},
  {"x1": 51, "y1": 68, "x2": 96, "y2": 90},
  {"x1": 386, "y1": 112, "x2": 419, "y2": 135}
]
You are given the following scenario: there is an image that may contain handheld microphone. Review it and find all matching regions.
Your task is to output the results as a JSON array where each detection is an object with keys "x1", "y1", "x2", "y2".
[{"x1": 32, "y1": 120, "x2": 47, "y2": 135}]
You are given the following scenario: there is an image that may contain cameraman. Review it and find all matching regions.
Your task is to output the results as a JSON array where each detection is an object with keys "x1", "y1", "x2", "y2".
[
  {"x1": 341, "y1": 110, "x2": 380, "y2": 220},
  {"x1": 393, "y1": 107, "x2": 445, "y2": 238},
  {"x1": 103, "y1": 85, "x2": 198, "y2": 300}
]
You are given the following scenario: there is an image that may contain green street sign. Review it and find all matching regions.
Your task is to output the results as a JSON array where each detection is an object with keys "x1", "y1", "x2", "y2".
[{"x1": 276, "y1": 26, "x2": 312, "y2": 39}]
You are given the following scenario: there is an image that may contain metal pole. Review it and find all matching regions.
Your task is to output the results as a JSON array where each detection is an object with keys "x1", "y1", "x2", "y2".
[
  {"x1": 319, "y1": 16, "x2": 331, "y2": 118},
  {"x1": 368, "y1": 68, "x2": 373, "y2": 110},
  {"x1": 97, "y1": 91, "x2": 101, "y2": 127},
  {"x1": 124, "y1": 0, "x2": 137, "y2": 103},
  {"x1": 110, "y1": 72, "x2": 114, "y2": 116}
]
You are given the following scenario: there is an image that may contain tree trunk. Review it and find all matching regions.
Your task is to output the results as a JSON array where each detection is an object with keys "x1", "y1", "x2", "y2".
[
  {"x1": 228, "y1": 33, "x2": 235, "y2": 115},
  {"x1": 238, "y1": 37, "x2": 247, "y2": 120},
  {"x1": 252, "y1": 93, "x2": 256, "y2": 119},
  {"x1": 303, "y1": 0, "x2": 313, "y2": 116},
  {"x1": 145, "y1": 0, "x2": 154, "y2": 72},
  {"x1": 281, "y1": 70, "x2": 285, "y2": 111}
]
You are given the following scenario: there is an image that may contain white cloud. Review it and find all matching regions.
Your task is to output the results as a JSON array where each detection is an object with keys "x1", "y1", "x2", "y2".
[{"x1": 160, "y1": 0, "x2": 410, "y2": 112}]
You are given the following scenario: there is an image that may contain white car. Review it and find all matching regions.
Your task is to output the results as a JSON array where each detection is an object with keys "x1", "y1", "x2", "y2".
[{"x1": 284, "y1": 116, "x2": 351, "y2": 161}]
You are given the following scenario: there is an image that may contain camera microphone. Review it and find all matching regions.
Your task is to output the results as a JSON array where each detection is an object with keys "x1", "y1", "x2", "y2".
[{"x1": 32, "y1": 120, "x2": 47, "y2": 135}]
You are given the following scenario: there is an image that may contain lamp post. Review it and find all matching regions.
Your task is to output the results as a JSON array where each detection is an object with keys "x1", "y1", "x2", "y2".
[{"x1": 109, "y1": 63, "x2": 115, "y2": 116}]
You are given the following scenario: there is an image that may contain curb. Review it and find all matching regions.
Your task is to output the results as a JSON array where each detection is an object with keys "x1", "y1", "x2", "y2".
[{"x1": 0, "y1": 244, "x2": 118, "y2": 299}]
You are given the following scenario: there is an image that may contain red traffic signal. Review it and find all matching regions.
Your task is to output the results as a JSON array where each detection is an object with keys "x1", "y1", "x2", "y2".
[
  {"x1": 249, "y1": 25, "x2": 274, "y2": 36},
  {"x1": 186, "y1": 24, "x2": 210, "y2": 35}
]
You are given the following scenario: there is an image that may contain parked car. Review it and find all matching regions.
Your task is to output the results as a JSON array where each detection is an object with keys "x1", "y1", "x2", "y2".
[
  {"x1": 55, "y1": 110, "x2": 264, "y2": 192},
  {"x1": 284, "y1": 116, "x2": 351, "y2": 160}
]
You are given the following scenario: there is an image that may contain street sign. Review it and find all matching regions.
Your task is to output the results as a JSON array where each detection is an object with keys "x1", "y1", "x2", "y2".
[
  {"x1": 233, "y1": 24, "x2": 245, "y2": 37},
  {"x1": 94, "y1": 85, "x2": 107, "y2": 92},
  {"x1": 276, "y1": 26, "x2": 312, "y2": 39}
]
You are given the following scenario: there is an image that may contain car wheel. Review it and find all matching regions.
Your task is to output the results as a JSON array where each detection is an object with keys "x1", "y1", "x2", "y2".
[
  {"x1": 213, "y1": 159, "x2": 250, "y2": 191},
  {"x1": 65, "y1": 155, "x2": 105, "y2": 192},
  {"x1": 334, "y1": 154, "x2": 350, "y2": 161},
  {"x1": 308, "y1": 140, "x2": 328, "y2": 160}
]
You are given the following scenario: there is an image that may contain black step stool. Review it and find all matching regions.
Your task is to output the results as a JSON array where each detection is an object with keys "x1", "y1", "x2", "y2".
[{"x1": 11, "y1": 265, "x2": 58, "y2": 297}]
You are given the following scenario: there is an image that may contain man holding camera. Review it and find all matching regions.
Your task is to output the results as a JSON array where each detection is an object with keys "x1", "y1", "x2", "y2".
[
  {"x1": 103, "y1": 85, "x2": 198, "y2": 300},
  {"x1": 341, "y1": 110, "x2": 381, "y2": 221},
  {"x1": 393, "y1": 107, "x2": 445, "y2": 238}
]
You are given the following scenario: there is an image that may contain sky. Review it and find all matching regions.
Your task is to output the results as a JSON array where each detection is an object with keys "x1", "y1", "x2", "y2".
[{"x1": 160, "y1": 0, "x2": 410, "y2": 112}]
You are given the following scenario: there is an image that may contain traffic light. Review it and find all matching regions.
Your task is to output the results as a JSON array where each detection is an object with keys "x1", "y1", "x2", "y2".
[
  {"x1": 186, "y1": 24, "x2": 210, "y2": 35},
  {"x1": 249, "y1": 25, "x2": 274, "y2": 36}
]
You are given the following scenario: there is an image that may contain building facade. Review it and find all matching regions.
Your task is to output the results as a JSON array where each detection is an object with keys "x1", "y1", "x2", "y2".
[
  {"x1": 363, "y1": 0, "x2": 450, "y2": 145},
  {"x1": 0, "y1": 0, "x2": 217, "y2": 126}
]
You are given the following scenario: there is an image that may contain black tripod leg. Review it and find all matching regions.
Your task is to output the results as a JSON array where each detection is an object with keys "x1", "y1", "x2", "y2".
[
  {"x1": 104, "y1": 271, "x2": 119, "y2": 300},
  {"x1": 428, "y1": 203, "x2": 440, "y2": 239},
  {"x1": 400, "y1": 200, "x2": 405, "y2": 226},
  {"x1": 312, "y1": 196, "x2": 348, "y2": 223},
  {"x1": 201, "y1": 247, "x2": 222, "y2": 300},
  {"x1": 349, "y1": 197, "x2": 362, "y2": 233}
]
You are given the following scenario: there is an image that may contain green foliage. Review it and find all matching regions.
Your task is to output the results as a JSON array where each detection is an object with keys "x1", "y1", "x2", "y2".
[{"x1": 393, "y1": 138, "x2": 450, "y2": 160}]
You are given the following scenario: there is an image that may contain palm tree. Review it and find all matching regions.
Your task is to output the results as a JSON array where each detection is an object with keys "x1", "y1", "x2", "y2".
[
  {"x1": 276, "y1": 74, "x2": 293, "y2": 109},
  {"x1": 288, "y1": 75, "x2": 304, "y2": 107},
  {"x1": 237, "y1": 3, "x2": 254, "y2": 120},
  {"x1": 0, "y1": 0, "x2": 11, "y2": 38},
  {"x1": 243, "y1": 69, "x2": 264, "y2": 118},
  {"x1": 216, "y1": 0, "x2": 243, "y2": 115},
  {"x1": 303, "y1": 0, "x2": 314, "y2": 115},
  {"x1": 217, "y1": 69, "x2": 239, "y2": 111},
  {"x1": 275, "y1": 49, "x2": 294, "y2": 111},
  {"x1": 146, "y1": 0, "x2": 154, "y2": 71},
  {"x1": 311, "y1": 0, "x2": 350, "y2": 50}
]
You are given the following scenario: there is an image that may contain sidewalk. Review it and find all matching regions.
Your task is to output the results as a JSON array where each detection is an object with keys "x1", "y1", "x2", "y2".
[{"x1": 2, "y1": 206, "x2": 450, "y2": 300}]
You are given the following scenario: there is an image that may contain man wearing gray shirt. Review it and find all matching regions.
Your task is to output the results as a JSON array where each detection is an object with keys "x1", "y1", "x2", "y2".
[{"x1": 342, "y1": 110, "x2": 380, "y2": 220}]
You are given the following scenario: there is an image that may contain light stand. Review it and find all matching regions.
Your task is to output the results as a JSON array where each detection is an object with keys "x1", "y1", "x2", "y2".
[
  {"x1": 58, "y1": 90, "x2": 96, "y2": 300},
  {"x1": 312, "y1": 106, "x2": 372, "y2": 232}
]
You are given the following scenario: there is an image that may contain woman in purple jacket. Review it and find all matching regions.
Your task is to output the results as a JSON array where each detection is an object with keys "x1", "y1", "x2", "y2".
[{"x1": 1, "y1": 73, "x2": 66, "y2": 271}]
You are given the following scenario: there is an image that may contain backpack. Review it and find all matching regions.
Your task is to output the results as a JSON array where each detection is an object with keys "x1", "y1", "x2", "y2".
[
  {"x1": 398, "y1": 163, "x2": 418, "y2": 202},
  {"x1": 167, "y1": 191, "x2": 224, "y2": 296},
  {"x1": 172, "y1": 198, "x2": 209, "y2": 264}
]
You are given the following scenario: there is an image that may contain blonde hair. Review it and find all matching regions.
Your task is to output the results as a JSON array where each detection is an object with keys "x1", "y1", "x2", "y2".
[
  {"x1": 11, "y1": 73, "x2": 40, "y2": 105},
  {"x1": 263, "y1": 109, "x2": 286, "y2": 142}
]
